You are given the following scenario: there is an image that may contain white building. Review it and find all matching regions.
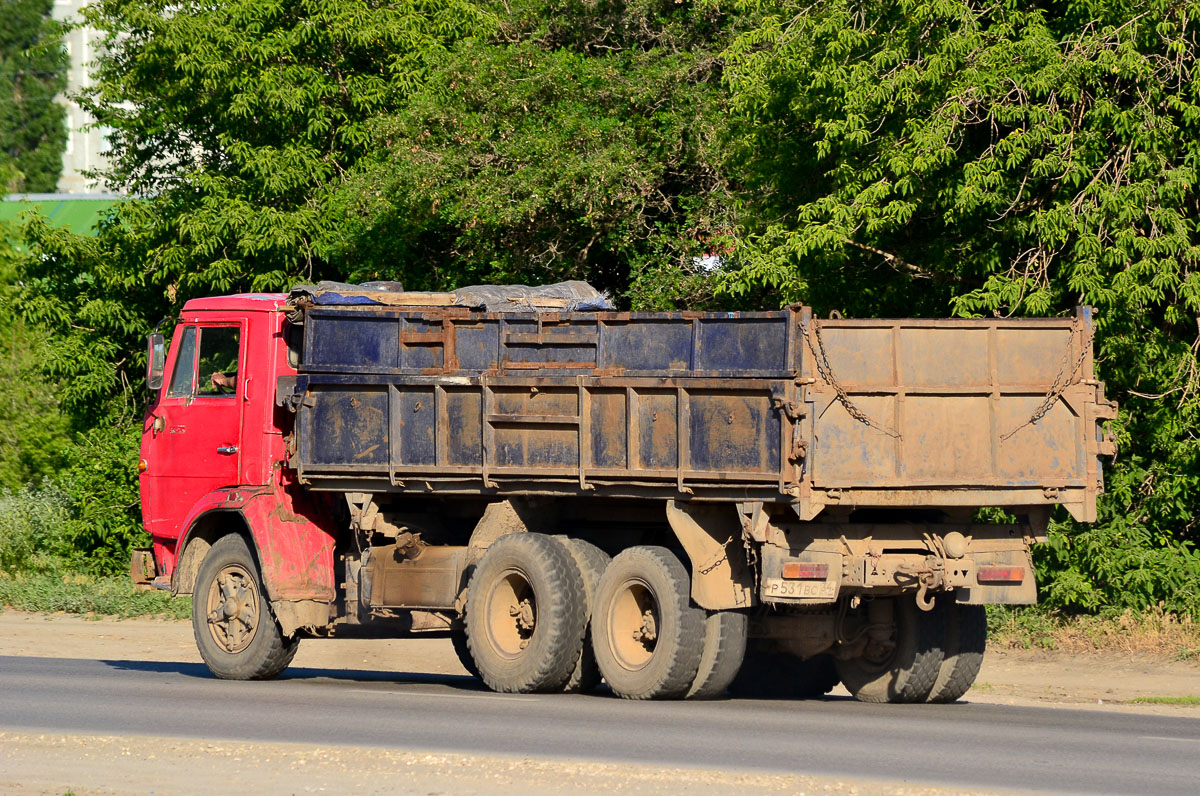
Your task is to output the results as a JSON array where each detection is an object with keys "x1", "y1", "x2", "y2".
[{"x1": 52, "y1": 0, "x2": 112, "y2": 194}]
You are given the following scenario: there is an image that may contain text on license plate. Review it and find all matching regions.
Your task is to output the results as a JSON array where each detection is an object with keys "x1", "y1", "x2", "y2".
[{"x1": 762, "y1": 577, "x2": 838, "y2": 600}]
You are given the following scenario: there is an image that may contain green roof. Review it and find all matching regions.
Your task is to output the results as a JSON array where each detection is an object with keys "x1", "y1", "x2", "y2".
[{"x1": 0, "y1": 195, "x2": 120, "y2": 236}]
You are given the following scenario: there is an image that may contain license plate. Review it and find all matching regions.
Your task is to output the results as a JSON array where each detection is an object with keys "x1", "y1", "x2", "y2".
[{"x1": 762, "y1": 577, "x2": 837, "y2": 600}]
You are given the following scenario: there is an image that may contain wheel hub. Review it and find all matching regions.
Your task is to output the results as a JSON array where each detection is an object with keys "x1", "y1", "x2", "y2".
[
  {"x1": 487, "y1": 570, "x2": 537, "y2": 658},
  {"x1": 205, "y1": 565, "x2": 259, "y2": 654},
  {"x1": 609, "y1": 579, "x2": 658, "y2": 671},
  {"x1": 631, "y1": 609, "x2": 657, "y2": 643}
]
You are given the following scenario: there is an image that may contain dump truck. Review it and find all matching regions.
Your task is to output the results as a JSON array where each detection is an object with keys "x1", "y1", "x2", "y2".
[{"x1": 134, "y1": 282, "x2": 1117, "y2": 702}]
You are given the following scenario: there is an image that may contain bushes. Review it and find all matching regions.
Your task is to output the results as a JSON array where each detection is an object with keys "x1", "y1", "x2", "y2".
[
  {"x1": 0, "y1": 424, "x2": 145, "y2": 579},
  {"x1": 0, "y1": 483, "x2": 72, "y2": 574},
  {"x1": 0, "y1": 571, "x2": 189, "y2": 619},
  {"x1": 0, "y1": 479, "x2": 184, "y2": 618},
  {"x1": 1037, "y1": 519, "x2": 1200, "y2": 620}
]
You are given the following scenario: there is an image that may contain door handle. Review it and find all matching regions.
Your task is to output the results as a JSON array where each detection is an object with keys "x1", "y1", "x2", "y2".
[{"x1": 216, "y1": 446, "x2": 239, "y2": 455}]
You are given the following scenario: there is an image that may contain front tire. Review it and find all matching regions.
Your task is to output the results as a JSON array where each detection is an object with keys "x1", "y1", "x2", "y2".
[
  {"x1": 192, "y1": 534, "x2": 298, "y2": 680},
  {"x1": 464, "y1": 533, "x2": 587, "y2": 694},
  {"x1": 591, "y1": 546, "x2": 705, "y2": 700}
]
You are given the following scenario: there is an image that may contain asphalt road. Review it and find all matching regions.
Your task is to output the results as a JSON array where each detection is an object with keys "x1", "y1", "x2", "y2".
[{"x1": 1, "y1": 654, "x2": 1198, "y2": 794}]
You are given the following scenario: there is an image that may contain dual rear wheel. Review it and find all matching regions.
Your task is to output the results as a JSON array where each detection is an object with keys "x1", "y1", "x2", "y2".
[
  {"x1": 464, "y1": 538, "x2": 747, "y2": 699},
  {"x1": 835, "y1": 596, "x2": 987, "y2": 704},
  {"x1": 463, "y1": 537, "x2": 988, "y2": 703}
]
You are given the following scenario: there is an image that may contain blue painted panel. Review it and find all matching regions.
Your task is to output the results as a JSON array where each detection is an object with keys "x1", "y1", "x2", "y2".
[
  {"x1": 698, "y1": 318, "x2": 788, "y2": 373},
  {"x1": 395, "y1": 387, "x2": 436, "y2": 466},
  {"x1": 637, "y1": 391, "x2": 678, "y2": 469},
  {"x1": 589, "y1": 390, "x2": 627, "y2": 468},
  {"x1": 401, "y1": 317, "x2": 444, "y2": 370},
  {"x1": 445, "y1": 390, "x2": 482, "y2": 466},
  {"x1": 454, "y1": 321, "x2": 499, "y2": 370},
  {"x1": 303, "y1": 386, "x2": 389, "y2": 466},
  {"x1": 495, "y1": 427, "x2": 578, "y2": 468},
  {"x1": 603, "y1": 321, "x2": 692, "y2": 372},
  {"x1": 688, "y1": 392, "x2": 780, "y2": 472},
  {"x1": 307, "y1": 314, "x2": 397, "y2": 371}
]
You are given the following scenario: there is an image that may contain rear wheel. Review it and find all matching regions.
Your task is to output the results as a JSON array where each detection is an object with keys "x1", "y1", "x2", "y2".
[
  {"x1": 926, "y1": 603, "x2": 987, "y2": 703},
  {"x1": 835, "y1": 595, "x2": 944, "y2": 704},
  {"x1": 192, "y1": 534, "x2": 298, "y2": 680},
  {"x1": 555, "y1": 537, "x2": 611, "y2": 693},
  {"x1": 464, "y1": 533, "x2": 587, "y2": 694},
  {"x1": 449, "y1": 620, "x2": 479, "y2": 679},
  {"x1": 591, "y1": 546, "x2": 705, "y2": 700},
  {"x1": 687, "y1": 610, "x2": 748, "y2": 699}
]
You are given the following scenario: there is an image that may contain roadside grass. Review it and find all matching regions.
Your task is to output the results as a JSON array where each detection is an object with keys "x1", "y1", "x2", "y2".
[
  {"x1": 1127, "y1": 696, "x2": 1200, "y2": 705},
  {"x1": 0, "y1": 571, "x2": 190, "y2": 620},
  {"x1": 988, "y1": 605, "x2": 1200, "y2": 659},
  {"x1": 1, "y1": 483, "x2": 188, "y2": 619}
]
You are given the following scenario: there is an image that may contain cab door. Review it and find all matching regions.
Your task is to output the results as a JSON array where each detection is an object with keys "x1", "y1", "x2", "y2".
[{"x1": 141, "y1": 321, "x2": 246, "y2": 540}]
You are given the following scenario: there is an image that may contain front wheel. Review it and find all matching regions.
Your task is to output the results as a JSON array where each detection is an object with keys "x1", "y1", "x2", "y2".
[{"x1": 192, "y1": 534, "x2": 298, "y2": 680}]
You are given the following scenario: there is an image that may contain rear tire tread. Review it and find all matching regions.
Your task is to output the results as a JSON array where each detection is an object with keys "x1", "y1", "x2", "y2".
[
  {"x1": 464, "y1": 533, "x2": 587, "y2": 694},
  {"x1": 687, "y1": 610, "x2": 748, "y2": 699},
  {"x1": 927, "y1": 602, "x2": 987, "y2": 703},
  {"x1": 836, "y1": 595, "x2": 944, "y2": 704},
  {"x1": 554, "y1": 536, "x2": 611, "y2": 693},
  {"x1": 592, "y1": 546, "x2": 705, "y2": 700}
]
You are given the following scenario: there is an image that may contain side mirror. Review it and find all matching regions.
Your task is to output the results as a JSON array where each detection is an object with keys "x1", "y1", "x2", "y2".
[{"x1": 147, "y1": 333, "x2": 166, "y2": 390}]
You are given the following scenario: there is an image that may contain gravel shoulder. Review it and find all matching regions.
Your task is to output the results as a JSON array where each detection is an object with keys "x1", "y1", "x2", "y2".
[{"x1": 0, "y1": 731, "x2": 1011, "y2": 796}]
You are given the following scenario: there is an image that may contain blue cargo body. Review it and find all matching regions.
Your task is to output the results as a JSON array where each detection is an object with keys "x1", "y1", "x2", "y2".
[{"x1": 286, "y1": 303, "x2": 1115, "y2": 522}]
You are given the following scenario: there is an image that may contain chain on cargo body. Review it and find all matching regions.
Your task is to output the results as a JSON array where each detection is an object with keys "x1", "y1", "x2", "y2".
[
  {"x1": 1001, "y1": 318, "x2": 1094, "y2": 442},
  {"x1": 802, "y1": 319, "x2": 901, "y2": 440}
]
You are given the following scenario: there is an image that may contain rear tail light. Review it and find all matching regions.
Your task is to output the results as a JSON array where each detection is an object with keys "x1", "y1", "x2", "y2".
[
  {"x1": 977, "y1": 565, "x2": 1025, "y2": 583},
  {"x1": 781, "y1": 562, "x2": 830, "y2": 580}
]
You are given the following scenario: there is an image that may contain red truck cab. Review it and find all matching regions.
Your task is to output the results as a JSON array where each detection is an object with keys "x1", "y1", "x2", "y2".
[{"x1": 138, "y1": 294, "x2": 335, "y2": 641}]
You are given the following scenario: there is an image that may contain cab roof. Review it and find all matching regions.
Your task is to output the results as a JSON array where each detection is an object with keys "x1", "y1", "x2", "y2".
[{"x1": 180, "y1": 294, "x2": 288, "y2": 314}]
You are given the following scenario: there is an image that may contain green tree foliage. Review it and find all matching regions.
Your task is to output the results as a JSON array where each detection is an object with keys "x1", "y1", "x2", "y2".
[
  {"x1": 724, "y1": 0, "x2": 1200, "y2": 615},
  {"x1": 0, "y1": 0, "x2": 67, "y2": 193},
  {"x1": 324, "y1": 0, "x2": 736, "y2": 306},
  {"x1": 16, "y1": 0, "x2": 494, "y2": 570},
  {"x1": 0, "y1": 223, "x2": 71, "y2": 490},
  {"x1": 21, "y1": 0, "x2": 492, "y2": 420},
  {"x1": 16, "y1": 0, "x2": 1200, "y2": 616}
]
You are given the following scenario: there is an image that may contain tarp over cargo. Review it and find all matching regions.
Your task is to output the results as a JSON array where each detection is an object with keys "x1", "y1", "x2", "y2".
[{"x1": 288, "y1": 280, "x2": 614, "y2": 312}]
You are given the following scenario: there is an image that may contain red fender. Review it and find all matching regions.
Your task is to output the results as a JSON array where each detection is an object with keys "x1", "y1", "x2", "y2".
[{"x1": 171, "y1": 476, "x2": 336, "y2": 603}]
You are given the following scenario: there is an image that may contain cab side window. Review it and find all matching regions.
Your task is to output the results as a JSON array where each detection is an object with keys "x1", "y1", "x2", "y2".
[
  {"x1": 166, "y1": 326, "x2": 197, "y2": 398},
  {"x1": 196, "y1": 326, "x2": 241, "y2": 397}
]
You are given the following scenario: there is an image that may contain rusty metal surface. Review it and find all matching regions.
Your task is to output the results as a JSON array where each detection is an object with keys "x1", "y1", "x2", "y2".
[
  {"x1": 286, "y1": 303, "x2": 1115, "y2": 520},
  {"x1": 366, "y1": 544, "x2": 468, "y2": 610},
  {"x1": 297, "y1": 307, "x2": 802, "y2": 378},
  {"x1": 799, "y1": 305, "x2": 1116, "y2": 521}
]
